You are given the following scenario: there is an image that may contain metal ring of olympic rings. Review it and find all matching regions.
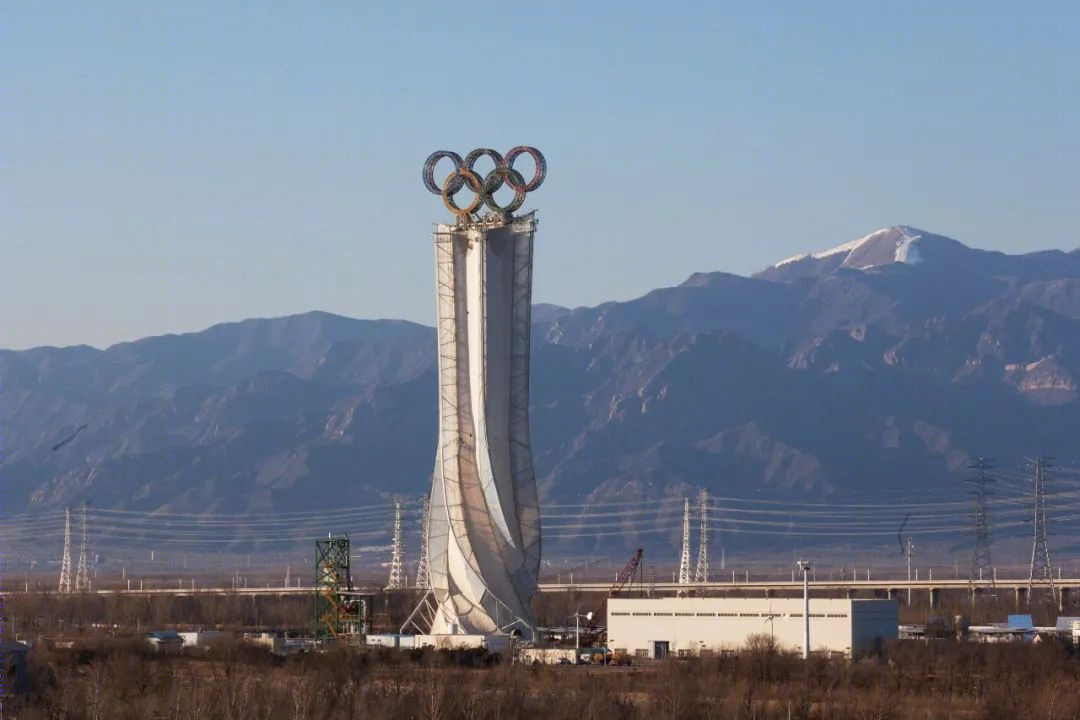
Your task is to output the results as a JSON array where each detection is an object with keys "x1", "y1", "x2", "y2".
[
  {"x1": 481, "y1": 166, "x2": 527, "y2": 215},
  {"x1": 440, "y1": 166, "x2": 528, "y2": 217},
  {"x1": 423, "y1": 151, "x2": 465, "y2": 194},
  {"x1": 502, "y1": 146, "x2": 546, "y2": 192},
  {"x1": 424, "y1": 146, "x2": 545, "y2": 218},
  {"x1": 441, "y1": 168, "x2": 485, "y2": 216},
  {"x1": 464, "y1": 148, "x2": 504, "y2": 186}
]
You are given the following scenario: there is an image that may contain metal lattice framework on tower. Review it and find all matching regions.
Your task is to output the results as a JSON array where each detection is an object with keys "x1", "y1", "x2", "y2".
[
  {"x1": 58, "y1": 507, "x2": 72, "y2": 593},
  {"x1": 678, "y1": 498, "x2": 691, "y2": 588},
  {"x1": 966, "y1": 458, "x2": 996, "y2": 590},
  {"x1": 75, "y1": 502, "x2": 91, "y2": 592},
  {"x1": 387, "y1": 500, "x2": 405, "y2": 590},
  {"x1": 1028, "y1": 457, "x2": 1056, "y2": 601},
  {"x1": 314, "y1": 535, "x2": 367, "y2": 641},
  {"x1": 695, "y1": 489, "x2": 708, "y2": 583},
  {"x1": 415, "y1": 495, "x2": 431, "y2": 590}
]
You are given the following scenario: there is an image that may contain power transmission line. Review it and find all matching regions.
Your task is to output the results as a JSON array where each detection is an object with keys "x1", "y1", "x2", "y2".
[{"x1": 8, "y1": 466, "x2": 1080, "y2": 557}]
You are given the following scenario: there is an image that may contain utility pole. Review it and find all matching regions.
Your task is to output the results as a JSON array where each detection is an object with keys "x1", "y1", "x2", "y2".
[
  {"x1": 797, "y1": 560, "x2": 812, "y2": 660},
  {"x1": 678, "y1": 498, "x2": 691, "y2": 590},
  {"x1": 58, "y1": 507, "x2": 72, "y2": 593},
  {"x1": 906, "y1": 536, "x2": 914, "y2": 605},
  {"x1": 415, "y1": 495, "x2": 431, "y2": 590},
  {"x1": 695, "y1": 489, "x2": 708, "y2": 583},
  {"x1": 1028, "y1": 457, "x2": 1056, "y2": 602},
  {"x1": 387, "y1": 500, "x2": 404, "y2": 590},
  {"x1": 966, "y1": 457, "x2": 996, "y2": 593},
  {"x1": 75, "y1": 502, "x2": 91, "y2": 592}
]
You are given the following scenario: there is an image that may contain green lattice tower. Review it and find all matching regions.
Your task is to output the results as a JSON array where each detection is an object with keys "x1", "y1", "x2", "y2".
[{"x1": 314, "y1": 535, "x2": 366, "y2": 641}]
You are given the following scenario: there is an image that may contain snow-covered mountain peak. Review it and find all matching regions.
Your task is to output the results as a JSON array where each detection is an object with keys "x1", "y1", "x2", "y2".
[
  {"x1": 775, "y1": 226, "x2": 929, "y2": 269},
  {"x1": 841, "y1": 226, "x2": 928, "y2": 268}
]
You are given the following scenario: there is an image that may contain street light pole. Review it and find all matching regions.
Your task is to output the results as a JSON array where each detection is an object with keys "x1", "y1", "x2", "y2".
[
  {"x1": 569, "y1": 611, "x2": 592, "y2": 652},
  {"x1": 797, "y1": 560, "x2": 812, "y2": 660}
]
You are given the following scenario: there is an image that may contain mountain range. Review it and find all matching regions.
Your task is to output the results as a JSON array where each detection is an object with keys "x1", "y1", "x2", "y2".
[{"x1": 4, "y1": 226, "x2": 1078, "y2": 554}]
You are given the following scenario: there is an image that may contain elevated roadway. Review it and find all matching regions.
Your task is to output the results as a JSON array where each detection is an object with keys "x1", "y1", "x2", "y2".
[{"x1": 7, "y1": 577, "x2": 1078, "y2": 610}]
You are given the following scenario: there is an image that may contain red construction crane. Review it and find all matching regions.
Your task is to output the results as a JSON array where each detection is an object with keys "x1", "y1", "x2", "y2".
[
  {"x1": 610, "y1": 548, "x2": 643, "y2": 596},
  {"x1": 583, "y1": 548, "x2": 644, "y2": 641}
]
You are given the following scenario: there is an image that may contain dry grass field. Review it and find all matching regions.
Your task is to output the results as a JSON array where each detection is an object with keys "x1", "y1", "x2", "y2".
[
  {"x1": 4, "y1": 590, "x2": 1078, "y2": 719},
  {"x1": 5, "y1": 631, "x2": 1080, "y2": 719}
]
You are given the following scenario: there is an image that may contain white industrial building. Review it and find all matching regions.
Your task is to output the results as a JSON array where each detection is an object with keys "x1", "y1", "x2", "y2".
[{"x1": 607, "y1": 597, "x2": 898, "y2": 659}]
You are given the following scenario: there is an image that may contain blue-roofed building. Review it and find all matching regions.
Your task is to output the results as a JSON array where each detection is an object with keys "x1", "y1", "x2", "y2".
[{"x1": 1006, "y1": 615, "x2": 1034, "y2": 629}]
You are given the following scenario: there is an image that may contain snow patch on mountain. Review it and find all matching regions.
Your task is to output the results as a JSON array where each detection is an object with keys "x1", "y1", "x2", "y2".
[
  {"x1": 775, "y1": 236, "x2": 866, "y2": 267},
  {"x1": 774, "y1": 226, "x2": 927, "y2": 269},
  {"x1": 894, "y1": 233, "x2": 923, "y2": 264}
]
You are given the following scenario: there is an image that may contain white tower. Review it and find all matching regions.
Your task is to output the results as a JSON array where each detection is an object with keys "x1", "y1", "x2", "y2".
[
  {"x1": 75, "y1": 502, "x2": 91, "y2": 592},
  {"x1": 58, "y1": 507, "x2": 72, "y2": 593},
  {"x1": 695, "y1": 489, "x2": 708, "y2": 582},
  {"x1": 415, "y1": 495, "x2": 431, "y2": 590},
  {"x1": 678, "y1": 498, "x2": 691, "y2": 586},
  {"x1": 413, "y1": 147, "x2": 546, "y2": 641},
  {"x1": 387, "y1": 500, "x2": 405, "y2": 589},
  {"x1": 426, "y1": 214, "x2": 542, "y2": 640}
]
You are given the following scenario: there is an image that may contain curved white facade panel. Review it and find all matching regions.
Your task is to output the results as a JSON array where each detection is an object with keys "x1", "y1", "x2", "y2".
[{"x1": 427, "y1": 213, "x2": 541, "y2": 640}]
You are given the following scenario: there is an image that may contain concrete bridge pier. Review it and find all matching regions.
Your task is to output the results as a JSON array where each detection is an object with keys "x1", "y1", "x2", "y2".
[
  {"x1": 1015, "y1": 586, "x2": 1027, "y2": 610},
  {"x1": 887, "y1": 588, "x2": 899, "y2": 603},
  {"x1": 929, "y1": 587, "x2": 939, "y2": 609},
  {"x1": 1059, "y1": 587, "x2": 1070, "y2": 613}
]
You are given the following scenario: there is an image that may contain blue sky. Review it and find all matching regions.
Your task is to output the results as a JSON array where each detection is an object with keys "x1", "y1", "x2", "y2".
[{"x1": 5, "y1": 1, "x2": 1078, "y2": 349}]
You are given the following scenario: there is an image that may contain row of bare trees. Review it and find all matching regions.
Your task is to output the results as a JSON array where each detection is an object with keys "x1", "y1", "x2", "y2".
[{"x1": 5, "y1": 585, "x2": 1075, "y2": 641}]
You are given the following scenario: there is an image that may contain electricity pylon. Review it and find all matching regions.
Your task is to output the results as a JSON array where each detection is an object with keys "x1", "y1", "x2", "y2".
[
  {"x1": 415, "y1": 495, "x2": 431, "y2": 590},
  {"x1": 694, "y1": 489, "x2": 708, "y2": 582},
  {"x1": 1028, "y1": 457, "x2": 1055, "y2": 601},
  {"x1": 75, "y1": 502, "x2": 91, "y2": 592},
  {"x1": 58, "y1": 507, "x2": 73, "y2": 593},
  {"x1": 386, "y1": 500, "x2": 405, "y2": 590},
  {"x1": 965, "y1": 458, "x2": 995, "y2": 590},
  {"x1": 678, "y1": 498, "x2": 691, "y2": 589}
]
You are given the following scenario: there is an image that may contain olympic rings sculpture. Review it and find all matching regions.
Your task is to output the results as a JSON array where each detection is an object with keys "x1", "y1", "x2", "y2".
[{"x1": 423, "y1": 146, "x2": 546, "y2": 218}]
